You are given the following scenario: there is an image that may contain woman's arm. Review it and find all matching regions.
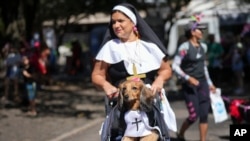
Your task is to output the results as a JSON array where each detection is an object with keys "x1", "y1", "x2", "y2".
[
  {"x1": 172, "y1": 55, "x2": 190, "y2": 80},
  {"x1": 172, "y1": 44, "x2": 199, "y2": 86},
  {"x1": 23, "y1": 70, "x2": 32, "y2": 78},
  {"x1": 91, "y1": 60, "x2": 118, "y2": 99},
  {"x1": 204, "y1": 64, "x2": 216, "y2": 92},
  {"x1": 151, "y1": 58, "x2": 172, "y2": 94}
]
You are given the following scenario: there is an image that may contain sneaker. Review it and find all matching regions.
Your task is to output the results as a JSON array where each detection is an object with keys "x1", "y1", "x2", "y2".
[{"x1": 25, "y1": 111, "x2": 37, "y2": 117}]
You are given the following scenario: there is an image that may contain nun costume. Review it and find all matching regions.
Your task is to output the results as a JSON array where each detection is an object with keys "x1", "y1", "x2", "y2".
[
  {"x1": 95, "y1": 3, "x2": 169, "y2": 87},
  {"x1": 94, "y1": 3, "x2": 175, "y2": 141}
]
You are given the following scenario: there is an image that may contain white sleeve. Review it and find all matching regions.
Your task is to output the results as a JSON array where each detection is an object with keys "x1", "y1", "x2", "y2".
[
  {"x1": 95, "y1": 40, "x2": 123, "y2": 64},
  {"x1": 204, "y1": 64, "x2": 213, "y2": 86},
  {"x1": 172, "y1": 42, "x2": 190, "y2": 80}
]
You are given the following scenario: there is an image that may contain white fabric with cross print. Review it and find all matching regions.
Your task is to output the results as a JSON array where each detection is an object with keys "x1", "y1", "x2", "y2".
[{"x1": 124, "y1": 110, "x2": 160, "y2": 137}]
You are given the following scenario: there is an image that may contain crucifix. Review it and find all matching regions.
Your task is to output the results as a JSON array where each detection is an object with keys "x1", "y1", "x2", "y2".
[
  {"x1": 126, "y1": 63, "x2": 146, "y2": 80},
  {"x1": 132, "y1": 118, "x2": 142, "y2": 131}
]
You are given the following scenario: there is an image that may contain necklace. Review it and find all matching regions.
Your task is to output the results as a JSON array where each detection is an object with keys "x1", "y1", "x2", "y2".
[
  {"x1": 123, "y1": 40, "x2": 142, "y2": 66},
  {"x1": 123, "y1": 39, "x2": 146, "y2": 80}
]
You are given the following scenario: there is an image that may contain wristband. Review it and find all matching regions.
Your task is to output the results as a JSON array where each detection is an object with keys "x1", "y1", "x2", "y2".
[{"x1": 184, "y1": 75, "x2": 190, "y2": 80}]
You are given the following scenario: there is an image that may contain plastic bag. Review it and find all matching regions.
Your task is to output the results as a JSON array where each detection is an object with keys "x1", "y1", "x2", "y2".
[
  {"x1": 210, "y1": 88, "x2": 228, "y2": 123},
  {"x1": 160, "y1": 89, "x2": 177, "y2": 132},
  {"x1": 145, "y1": 84, "x2": 177, "y2": 132}
]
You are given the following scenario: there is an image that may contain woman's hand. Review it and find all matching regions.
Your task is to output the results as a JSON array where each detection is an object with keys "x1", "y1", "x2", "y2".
[
  {"x1": 103, "y1": 82, "x2": 119, "y2": 99},
  {"x1": 151, "y1": 59, "x2": 172, "y2": 94},
  {"x1": 92, "y1": 61, "x2": 119, "y2": 99},
  {"x1": 188, "y1": 77, "x2": 199, "y2": 86},
  {"x1": 151, "y1": 78, "x2": 165, "y2": 95},
  {"x1": 209, "y1": 85, "x2": 216, "y2": 93}
]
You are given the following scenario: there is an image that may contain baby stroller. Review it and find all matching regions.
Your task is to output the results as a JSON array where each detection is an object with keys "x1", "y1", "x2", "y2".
[{"x1": 100, "y1": 94, "x2": 172, "y2": 141}]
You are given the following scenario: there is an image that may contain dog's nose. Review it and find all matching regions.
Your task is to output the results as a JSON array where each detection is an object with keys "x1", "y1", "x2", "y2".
[{"x1": 124, "y1": 94, "x2": 129, "y2": 100}]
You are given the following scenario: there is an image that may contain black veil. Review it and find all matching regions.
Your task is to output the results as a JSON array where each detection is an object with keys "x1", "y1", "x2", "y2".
[{"x1": 99, "y1": 3, "x2": 168, "y2": 56}]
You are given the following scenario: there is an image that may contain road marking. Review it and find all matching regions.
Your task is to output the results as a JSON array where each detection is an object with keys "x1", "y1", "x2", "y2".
[{"x1": 49, "y1": 117, "x2": 104, "y2": 141}]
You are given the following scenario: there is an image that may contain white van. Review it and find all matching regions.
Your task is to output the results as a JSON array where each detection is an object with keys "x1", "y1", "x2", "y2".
[
  {"x1": 166, "y1": 0, "x2": 250, "y2": 57},
  {"x1": 167, "y1": 16, "x2": 220, "y2": 57}
]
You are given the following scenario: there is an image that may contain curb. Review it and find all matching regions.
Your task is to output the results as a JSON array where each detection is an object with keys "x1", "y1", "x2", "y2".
[{"x1": 48, "y1": 117, "x2": 104, "y2": 141}]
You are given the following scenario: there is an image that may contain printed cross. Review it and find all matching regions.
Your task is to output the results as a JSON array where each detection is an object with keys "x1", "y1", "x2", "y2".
[
  {"x1": 132, "y1": 118, "x2": 142, "y2": 131},
  {"x1": 126, "y1": 63, "x2": 146, "y2": 80}
]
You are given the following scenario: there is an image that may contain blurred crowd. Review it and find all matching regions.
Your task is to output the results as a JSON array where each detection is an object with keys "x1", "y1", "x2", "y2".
[
  {"x1": 0, "y1": 34, "x2": 52, "y2": 115},
  {"x1": 203, "y1": 32, "x2": 250, "y2": 95},
  {"x1": 1, "y1": 26, "x2": 250, "y2": 116},
  {"x1": 0, "y1": 31, "x2": 93, "y2": 116}
]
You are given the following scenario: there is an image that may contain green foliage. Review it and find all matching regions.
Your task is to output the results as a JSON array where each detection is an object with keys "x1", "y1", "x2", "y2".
[{"x1": 0, "y1": 0, "x2": 192, "y2": 44}]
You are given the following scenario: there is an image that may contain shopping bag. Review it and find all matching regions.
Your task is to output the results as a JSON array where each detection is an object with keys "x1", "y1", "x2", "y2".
[
  {"x1": 159, "y1": 89, "x2": 177, "y2": 132},
  {"x1": 210, "y1": 88, "x2": 228, "y2": 123},
  {"x1": 145, "y1": 84, "x2": 177, "y2": 132}
]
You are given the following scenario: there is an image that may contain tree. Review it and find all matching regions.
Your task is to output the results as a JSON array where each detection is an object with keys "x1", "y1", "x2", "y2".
[{"x1": 0, "y1": 0, "x2": 192, "y2": 47}]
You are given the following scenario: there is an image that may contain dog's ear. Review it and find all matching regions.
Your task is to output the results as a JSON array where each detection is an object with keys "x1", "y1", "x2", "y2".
[
  {"x1": 140, "y1": 85, "x2": 154, "y2": 112},
  {"x1": 117, "y1": 83, "x2": 124, "y2": 110}
]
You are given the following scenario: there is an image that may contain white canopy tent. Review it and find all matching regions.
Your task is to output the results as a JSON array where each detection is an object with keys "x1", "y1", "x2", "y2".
[{"x1": 176, "y1": 0, "x2": 250, "y2": 18}]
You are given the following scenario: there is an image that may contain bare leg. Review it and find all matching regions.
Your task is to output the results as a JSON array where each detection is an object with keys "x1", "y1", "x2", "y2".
[
  {"x1": 13, "y1": 79, "x2": 21, "y2": 103},
  {"x1": 179, "y1": 119, "x2": 190, "y2": 138},
  {"x1": 4, "y1": 78, "x2": 10, "y2": 98},
  {"x1": 29, "y1": 100, "x2": 36, "y2": 112},
  {"x1": 199, "y1": 123, "x2": 208, "y2": 141},
  {"x1": 14, "y1": 78, "x2": 19, "y2": 95},
  {"x1": 26, "y1": 99, "x2": 37, "y2": 116}
]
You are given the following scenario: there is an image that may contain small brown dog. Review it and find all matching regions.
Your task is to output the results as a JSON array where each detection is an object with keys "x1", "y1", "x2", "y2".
[{"x1": 118, "y1": 79, "x2": 159, "y2": 141}]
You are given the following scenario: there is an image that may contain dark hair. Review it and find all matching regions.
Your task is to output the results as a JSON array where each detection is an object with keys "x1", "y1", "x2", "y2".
[{"x1": 185, "y1": 29, "x2": 192, "y2": 39}]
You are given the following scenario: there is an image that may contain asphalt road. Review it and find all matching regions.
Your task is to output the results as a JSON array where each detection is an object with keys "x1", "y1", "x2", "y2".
[
  {"x1": 1, "y1": 74, "x2": 249, "y2": 141},
  {"x1": 57, "y1": 100, "x2": 232, "y2": 141}
]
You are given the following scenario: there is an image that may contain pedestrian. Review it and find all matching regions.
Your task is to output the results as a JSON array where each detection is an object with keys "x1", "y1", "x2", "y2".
[
  {"x1": 91, "y1": 3, "x2": 172, "y2": 140},
  {"x1": 21, "y1": 56, "x2": 37, "y2": 116},
  {"x1": 1, "y1": 43, "x2": 22, "y2": 104},
  {"x1": 243, "y1": 33, "x2": 250, "y2": 83},
  {"x1": 231, "y1": 37, "x2": 245, "y2": 95},
  {"x1": 206, "y1": 34, "x2": 224, "y2": 87},
  {"x1": 30, "y1": 42, "x2": 50, "y2": 87},
  {"x1": 69, "y1": 40, "x2": 82, "y2": 75},
  {"x1": 172, "y1": 18, "x2": 216, "y2": 141}
]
